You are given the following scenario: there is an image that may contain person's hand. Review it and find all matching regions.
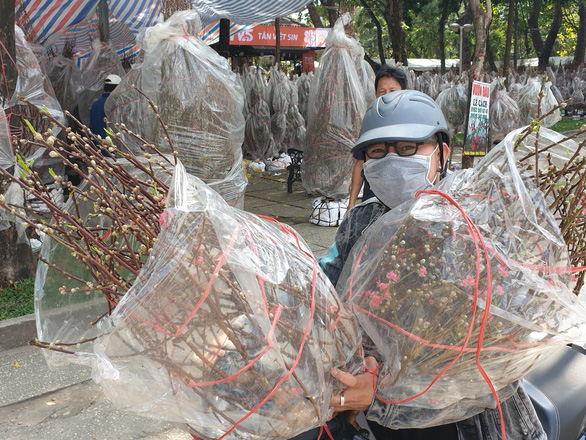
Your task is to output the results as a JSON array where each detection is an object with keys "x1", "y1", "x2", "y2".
[{"x1": 329, "y1": 356, "x2": 379, "y2": 413}]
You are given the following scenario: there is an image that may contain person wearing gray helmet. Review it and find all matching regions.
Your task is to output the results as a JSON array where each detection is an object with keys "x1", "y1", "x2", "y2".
[{"x1": 319, "y1": 90, "x2": 545, "y2": 440}]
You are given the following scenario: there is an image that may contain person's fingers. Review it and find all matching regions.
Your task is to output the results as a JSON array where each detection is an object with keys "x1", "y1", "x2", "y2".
[
  {"x1": 330, "y1": 367, "x2": 358, "y2": 387},
  {"x1": 365, "y1": 356, "x2": 379, "y2": 371}
]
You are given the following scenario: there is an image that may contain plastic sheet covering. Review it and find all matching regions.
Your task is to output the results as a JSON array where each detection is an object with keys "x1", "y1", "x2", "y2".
[
  {"x1": 301, "y1": 13, "x2": 368, "y2": 199},
  {"x1": 269, "y1": 66, "x2": 289, "y2": 150},
  {"x1": 105, "y1": 11, "x2": 247, "y2": 208},
  {"x1": 518, "y1": 78, "x2": 561, "y2": 127},
  {"x1": 42, "y1": 56, "x2": 82, "y2": 116},
  {"x1": 297, "y1": 72, "x2": 312, "y2": 124},
  {"x1": 91, "y1": 162, "x2": 362, "y2": 439},
  {"x1": 34, "y1": 158, "x2": 173, "y2": 367},
  {"x1": 570, "y1": 78, "x2": 585, "y2": 110},
  {"x1": 336, "y1": 126, "x2": 586, "y2": 428},
  {"x1": 77, "y1": 40, "x2": 125, "y2": 125},
  {"x1": 243, "y1": 70, "x2": 277, "y2": 160},
  {"x1": 283, "y1": 78, "x2": 306, "y2": 152},
  {"x1": 356, "y1": 59, "x2": 376, "y2": 107},
  {"x1": 435, "y1": 83, "x2": 467, "y2": 134},
  {"x1": 9, "y1": 27, "x2": 66, "y2": 131},
  {"x1": 489, "y1": 77, "x2": 520, "y2": 141},
  {"x1": 0, "y1": 107, "x2": 13, "y2": 171}
]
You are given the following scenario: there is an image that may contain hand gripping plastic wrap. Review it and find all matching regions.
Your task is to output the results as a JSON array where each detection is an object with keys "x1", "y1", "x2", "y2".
[
  {"x1": 489, "y1": 77, "x2": 521, "y2": 141},
  {"x1": 435, "y1": 83, "x2": 467, "y2": 134},
  {"x1": 77, "y1": 40, "x2": 125, "y2": 125},
  {"x1": 336, "y1": 126, "x2": 586, "y2": 429},
  {"x1": 91, "y1": 162, "x2": 362, "y2": 439},
  {"x1": 243, "y1": 70, "x2": 277, "y2": 160},
  {"x1": 301, "y1": 13, "x2": 368, "y2": 199},
  {"x1": 42, "y1": 55, "x2": 82, "y2": 116},
  {"x1": 268, "y1": 66, "x2": 290, "y2": 151},
  {"x1": 518, "y1": 77, "x2": 561, "y2": 127},
  {"x1": 105, "y1": 10, "x2": 247, "y2": 209},
  {"x1": 10, "y1": 27, "x2": 67, "y2": 132}
]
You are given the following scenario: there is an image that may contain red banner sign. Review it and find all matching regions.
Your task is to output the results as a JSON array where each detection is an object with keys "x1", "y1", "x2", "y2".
[{"x1": 230, "y1": 25, "x2": 328, "y2": 48}]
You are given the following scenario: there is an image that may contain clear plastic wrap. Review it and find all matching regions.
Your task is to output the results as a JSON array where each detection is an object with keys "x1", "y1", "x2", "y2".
[
  {"x1": 42, "y1": 55, "x2": 82, "y2": 115},
  {"x1": 269, "y1": 66, "x2": 289, "y2": 151},
  {"x1": 435, "y1": 83, "x2": 467, "y2": 134},
  {"x1": 91, "y1": 162, "x2": 362, "y2": 439},
  {"x1": 283, "y1": 78, "x2": 307, "y2": 152},
  {"x1": 243, "y1": 70, "x2": 277, "y2": 160},
  {"x1": 336, "y1": 126, "x2": 586, "y2": 428},
  {"x1": 518, "y1": 77, "x2": 561, "y2": 127},
  {"x1": 297, "y1": 72, "x2": 312, "y2": 124},
  {"x1": 34, "y1": 158, "x2": 173, "y2": 367},
  {"x1": 77, "y1": 40, "x2": 125, "y2": 125},
  {"x1": 489, "y1": 77, "x2": 521, "y2": 141},
  {"x1": 0, "y1": 107, "x2": 13, "y2": 171},
  {"x1": 10, "y1": 26, "x2": 66, "y2": 131},
  {"x1": 105, "y1": 11, "x2": 248, "y2": 208},
  {"x1": 301, "y1": 13, "x2": 368, "y2": 199}
]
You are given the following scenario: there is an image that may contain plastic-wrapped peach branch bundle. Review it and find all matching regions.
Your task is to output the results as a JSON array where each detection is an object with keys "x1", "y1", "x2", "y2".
[
  {"x1": 336, "y1": 126, "x2": 586, "y2": 429},
  {"x1": 92, "y1": 162, "x2": 362, "y2": 439},
  {"x1": 435, "y1": 83, "x2": 467, "y2": 134},
  {"x1": 489, "y1": 77, "x2": 520, "y2": 141},
  {"x1": 105, "y1": 10, "x2": 247, "y2": 208},
  {"x1": 518, "y1": 77, "x2": 561, "y2": 127},
  {"x1": 243, "y1": 69, "x2": 277, "y2": 160},
  {"x1": 301, "y1": 13, "x2": 368, "y2": 199}
]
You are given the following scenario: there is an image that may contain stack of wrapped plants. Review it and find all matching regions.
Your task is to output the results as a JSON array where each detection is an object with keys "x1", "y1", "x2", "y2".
[
  {"x1": 10, "y1": 26, "x2": 67, "y2": 137},
  {"x1": 283, "y1": 79, "x2": 306, "y2": 152},
  {"x1": 297, "y1": 72, "x2": 313, "y2": 125},
  {"x1": 243, "y1": 69, "x2": 277, "y2": 160},
  {"x1": 489, "y1": 77, "x2": 521, "y2": 141},
  {"x1": 336, "y1": 124, "x2": 586, "y2": 429},
  {"x1": 105, "y1": 10, "x2": 247, "y2": 208},
  {"x1": 268, "y1": 66, "x2": 289, "y2": 152},
  {"x1": 518, "y1": 77, "x2": 561, "y2": 127},
  {"x1": 435, "y1": 83, "x2": 468, "y2": 135},
  {"x1": 301, "y1": 13, "x2": 368, "y2": 199},
  {"x1": 42, "y1": 53, "x2": 82, "y2": 116}
]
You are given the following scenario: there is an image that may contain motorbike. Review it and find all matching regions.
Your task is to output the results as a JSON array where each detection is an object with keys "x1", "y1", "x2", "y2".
[{"x1": 524, "y1": 343, "x2": 586, "y2": 440}]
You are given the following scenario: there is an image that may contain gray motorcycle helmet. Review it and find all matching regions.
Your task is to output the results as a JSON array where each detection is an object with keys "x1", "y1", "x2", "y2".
[{"x1": 352, "y1": 90, "x2": 450, "y2": 154}]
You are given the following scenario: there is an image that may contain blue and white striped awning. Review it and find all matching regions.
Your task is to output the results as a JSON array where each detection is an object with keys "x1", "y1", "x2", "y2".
[{"x1": 15, "y1": 0, "x2": 310, "y2": 51}]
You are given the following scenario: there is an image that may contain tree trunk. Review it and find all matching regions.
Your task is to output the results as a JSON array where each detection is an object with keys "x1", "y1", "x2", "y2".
[
  {"x1": 325, "y1": 0, "x2": 339, "y2": 27},
  {"x1": 486, "y1": 37, "x2": 498, "y2": 72},
  {"x1": 0, "y1": 0, "x2": 37, "y2": 286},
  {"x1": 469, "y1": 0, "x2": 492, "y2": 78},
  {"x1": 217, "y1": 18, "x2": 231, "y2": 59},
  {"x1": 502, "y1": 0, "x2": 515, "y2": 76},
  {"x1": 538, "y1": 0, "x2": 562, "y2": 71},
  {"x1": 439, "y1": 0, "x2": 450, "y2": 73},
  {"x1": 573, "y1": 3, "x2": 586, "y2": 68},
  {"x1": 528, "y1": 0, "x2": 543, "y2": 58},
  {"x1": 275, "y1": 18, "x2": 281, "y2": 65},
  {"x1": 359, "y1": 0, "x2": 386, "y2": 65},
  {"x1": 387, "y1": 0, "x2": 408, "y2": 64},
  {"x1": 306, "y1": 2, "x2": 325, "y2": 28},
  {"x1": 98, "y1": 0, "x2": 109, "y2": 43}
]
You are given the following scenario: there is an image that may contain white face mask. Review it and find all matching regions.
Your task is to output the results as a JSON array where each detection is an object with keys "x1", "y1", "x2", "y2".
[{"x1": 363, "y1": 147, "x2": 438, "y2": 209}]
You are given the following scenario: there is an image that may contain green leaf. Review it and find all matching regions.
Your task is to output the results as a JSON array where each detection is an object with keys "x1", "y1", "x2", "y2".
[{"x1": 23, "y1": 119, "x2": 36, "y2": 135}]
